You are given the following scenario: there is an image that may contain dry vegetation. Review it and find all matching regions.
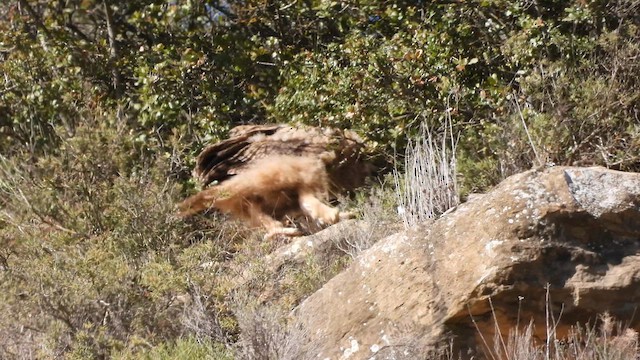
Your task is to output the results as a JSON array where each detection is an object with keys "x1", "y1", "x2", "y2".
[
  {"x1": 1, "y1": 113, "x2": 638, "y2": 360},
  {"x1": 1, "y1": 0, "x2": 640, "y2": 358},
  {"x1": 480, "y1": 311, "x2": 638, "y2": 360},
  {"x1": 394, "y1": 116, "x2": 459, "y2": 228}
]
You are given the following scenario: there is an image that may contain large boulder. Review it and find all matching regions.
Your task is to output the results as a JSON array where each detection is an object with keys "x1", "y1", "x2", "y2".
[{"x1": 292, "y1": 166, "x2": 640, "y2": 359}]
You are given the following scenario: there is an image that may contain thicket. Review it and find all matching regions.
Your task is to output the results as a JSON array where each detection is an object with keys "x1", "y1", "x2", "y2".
[{"x1": 1, "y1": 0, "x2": 639, "y2": 358}]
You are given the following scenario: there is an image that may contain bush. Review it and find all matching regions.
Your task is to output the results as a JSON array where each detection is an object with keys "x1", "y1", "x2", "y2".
[
  {"x1": 2, "y1": 0, "x2": 640, "y2": 357},
  {"x1": 0, "y1": 119, "x2": 238, "y2": 358},
  {"x1": 272, "y1": 0, "x2": 640, "y2": 191},
  {"x1": 113, "y1": 337, "x2": 233, "y2": 360}
]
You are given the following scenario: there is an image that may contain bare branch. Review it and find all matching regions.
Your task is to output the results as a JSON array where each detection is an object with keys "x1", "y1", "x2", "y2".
[
  {"x1": 103, "y1": 0, "x2": 122, "y2": 97},
  {"x1": 17, "y1": 0, "x2": 52, "y2": 39}
]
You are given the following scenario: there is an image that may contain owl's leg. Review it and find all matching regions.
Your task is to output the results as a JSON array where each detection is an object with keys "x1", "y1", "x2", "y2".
[
  {"x1": 264, "y1": 227, "x2": 303, "y2": 241},
  {"x1": 298, "y1": 192, "x2": 342, "y2": 227},
  {"x1": 339, "y1": 211, "x2": 356, "y2": 220},
  {"x1": 245, "y1": 201, "x2": 301, "y2": 240}
]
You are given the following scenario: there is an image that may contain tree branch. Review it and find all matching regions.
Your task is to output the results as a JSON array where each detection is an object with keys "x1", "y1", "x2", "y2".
[
  {"x1": 103, "y1": 0, "x2": 122, "y2": 97},
  {"x1": 17, "y1": 0, "x2": 52, "y2": 39},
  {"x1": 65, "y1": 16, "x2": 92, "y2": 43},
  {"x1": 208, "y1": 3, "x2": 237, "y2": 21}
]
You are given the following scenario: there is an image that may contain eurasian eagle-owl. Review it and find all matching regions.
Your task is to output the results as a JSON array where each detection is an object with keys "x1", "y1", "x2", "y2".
[{"x1": 178, "y1": 124, "x2": 372, "y2": 238}]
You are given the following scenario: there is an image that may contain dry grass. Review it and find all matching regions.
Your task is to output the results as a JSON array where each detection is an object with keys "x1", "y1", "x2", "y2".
[
  {"x1": 483, "y1": 314, "x2": 638, "y2": 360},
  {"x1": 394, "y1": 115, "x2": 459, "y2": 228},
  {"x1": 233, "y1": 299, "x2": 317, "y2": 360},
  {"x1": 474, "y1": 290, "x2": 639, "y2": 360},
  {"x1": 334, "y1": 184, "x2": 401, "y2": 259}
]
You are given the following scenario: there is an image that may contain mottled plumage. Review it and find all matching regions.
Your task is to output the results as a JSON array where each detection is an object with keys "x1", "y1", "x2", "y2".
[
  {"x1": 179, "y1": 124, "x2": 372, "y2": 238},
  {"x1": 194, "y1": 124, "x2": 371, "y2": 195}
]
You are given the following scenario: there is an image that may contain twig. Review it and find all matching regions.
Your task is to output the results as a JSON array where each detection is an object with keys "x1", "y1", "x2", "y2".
[
  {"x1": 18, "y1": 0, "x2": 52, "y2": 39},
  {"x1": 468, "y1": 302, "x2": 499, "y2": 360},
  {"x1": 513, "y1": 92, "x2": 543, "y2": 166},
  {"x1": 103, "y1": 0, "x2": 122, "y2": 97}
]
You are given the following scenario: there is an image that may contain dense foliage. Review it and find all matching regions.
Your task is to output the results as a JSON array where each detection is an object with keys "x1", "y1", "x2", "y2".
[{"x1": 1, "y1": 0, "x2": 639, "y2": 357}]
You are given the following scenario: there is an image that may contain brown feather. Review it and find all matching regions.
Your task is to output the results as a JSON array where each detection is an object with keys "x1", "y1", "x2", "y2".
[
  {"x1": 194, "y1": 124, "x2": 372, "y2": 194},
  {"x1": 183, "y1": 124, "x2": 372, "y2": 238}
]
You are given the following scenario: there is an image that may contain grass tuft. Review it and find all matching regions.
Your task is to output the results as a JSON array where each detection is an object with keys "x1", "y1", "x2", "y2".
[{"x1": 394, "y1": 115, "x2": 459, "y2": 228}]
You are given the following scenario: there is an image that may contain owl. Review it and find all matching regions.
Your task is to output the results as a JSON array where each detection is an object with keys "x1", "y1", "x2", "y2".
[{"x1": 178, "y1": 124, "x2": 372, "y2": 238}]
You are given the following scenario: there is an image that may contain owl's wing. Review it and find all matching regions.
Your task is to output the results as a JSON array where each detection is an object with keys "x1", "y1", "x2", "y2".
[{"x1": 194, "y1": 124, "x2": 371, "y2": 191}]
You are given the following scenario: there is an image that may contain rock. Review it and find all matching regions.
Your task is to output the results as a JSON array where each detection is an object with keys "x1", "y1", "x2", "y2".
[
  {"x1": 231, "y1": 219, "x2": 400, "y2": 306},
  {"x1": 291, "y1": 166, "x2": 640, "y2": 359}
]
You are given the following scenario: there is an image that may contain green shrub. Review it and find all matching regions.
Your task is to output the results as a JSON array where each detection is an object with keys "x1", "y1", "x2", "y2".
[
  {"x1": 0, "y1": 119, "x2": 239, "y2": 358},
  {"x1": 113, "y1": 337, "x2": 233, "y2": 360},
  {"x1": 1, "y1": 0, "x2": 640, "y2": 357},
  {"x1": 272, "y1": 0, "x2": 640, "y2": 191}
]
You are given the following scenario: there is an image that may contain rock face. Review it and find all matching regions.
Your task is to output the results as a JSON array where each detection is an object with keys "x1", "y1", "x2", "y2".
[{"x1": 291, "y1": 166, "x2": 640, "y2": 359}]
